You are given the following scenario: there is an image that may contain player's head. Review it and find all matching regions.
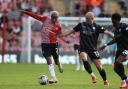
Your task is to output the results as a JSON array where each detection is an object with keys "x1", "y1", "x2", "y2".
[
  {"x1": 85, "y1": 12, "x2": 94, "y2": 24},
  {"x1": 111, "y1": 13, "x2": 121, "y2": 27},
  {"x1": 51, "y1": 11, "x2": 59, "y2": 23}
]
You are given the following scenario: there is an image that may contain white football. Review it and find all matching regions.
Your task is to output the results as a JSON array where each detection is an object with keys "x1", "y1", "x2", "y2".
[{"x1": 39, "y1": 75, "x2": 48, "y2": 85}]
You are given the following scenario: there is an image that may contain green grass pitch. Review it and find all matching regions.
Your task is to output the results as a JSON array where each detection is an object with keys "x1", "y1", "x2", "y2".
[{"x1": 0, "y1": 64, "x2": 127, "y2": 89}]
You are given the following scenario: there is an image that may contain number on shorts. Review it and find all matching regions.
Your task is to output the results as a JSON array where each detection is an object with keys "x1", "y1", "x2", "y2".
[
  {"x1": 94, "y1": 51, "x2": 100, "y2": 57},
  {"x1": 122, "y1": 50, "x2": 128, "y2": 56}
]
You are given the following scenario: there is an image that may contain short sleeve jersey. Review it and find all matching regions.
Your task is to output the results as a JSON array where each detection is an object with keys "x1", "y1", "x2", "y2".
[
  {"x1": 41, "y1": 16, "x2": 62, "y2": 43},
  {"x1": 114, "y1": 23, "x2": 128, "y2": 51},
  {"x1": 73, "y1": 22, "x2": 105, "y2": 51}
]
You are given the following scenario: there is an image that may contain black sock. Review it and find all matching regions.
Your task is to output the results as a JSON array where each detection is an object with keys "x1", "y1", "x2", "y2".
[
  {"x1": 83, "y1": 61, "x2": 92, "y2": 74},
  {"x1": 99, "y1": 69, "x2": 107, "y2": 81},
  {"x1": 114, "y1": 61, "x2": 127, "y2": 80}
]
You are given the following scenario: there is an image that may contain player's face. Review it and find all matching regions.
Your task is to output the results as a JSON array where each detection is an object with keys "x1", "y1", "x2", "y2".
[
  {"x1": 112, "y1": 19, "x2": 119, "y2": 27},
  {"x1": 86, "y1": 15, "x2": 94, "y2": 24},
  {"x1": 51, "y1": 14, "x2": 58, "y2": 23},
  {"x1": 112, "y1": 19, "x2": 116, "y2": 27}
]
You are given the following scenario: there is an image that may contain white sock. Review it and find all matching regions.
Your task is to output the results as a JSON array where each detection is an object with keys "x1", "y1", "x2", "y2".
[
  {"x1": 48, "y1": 64, "x2": 56, "y2": 78},
  {"x1": 122, "y1": 80, "x2": 126, "y2": 82},
  {"x1": 76, "y1": 55, "x2": 80, "y2": 69},
  {"x1": 90, "y1": 72, "x2": 95, "y2": 77}
]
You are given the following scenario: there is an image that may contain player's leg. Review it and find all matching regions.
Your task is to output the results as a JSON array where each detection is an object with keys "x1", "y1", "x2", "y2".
[
  {"x1": 45, "y1": 56, "x2": 58, "y2": 83},
  {"x1": 52, "y1": 44, "x2": 63, "y2": 73},
  {"x1": 93, "y1": 59, "x2": 109, "y2": 86},
  {"x1": 80, "y1": 58, "x2": 85, "y2": 71},
  {"x1": 89, "y1": 50, "x2": 109, "y2": 85},
  {"x1": 79, "y1": 52, "x2": 97, "y2": 83},
  {"x1": 52, "y1": 53, "x2": 63, "y2": 73},
  {"x1": 75, "y1": 50, "x2": 80, "y2": 71},
  {"x1": 41, "y1": 44, "x2": 57, "y2": 83},
  {"x1": 114, "y1": 51, "x2": 127, "y2": 88},
  {"x1": 74, "y1": 45, "x2": 81, "y2": 71}
]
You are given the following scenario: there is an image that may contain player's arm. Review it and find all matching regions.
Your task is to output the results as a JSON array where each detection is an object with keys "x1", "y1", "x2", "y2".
[
  {"x1": 97, "y1": 25, "x2": 114, "y2": 39},
  {"x1": 103, "y1": 30, "x2": 114, "y2": 39},
  {"x1": 59, "y1": 23, "x2": 81, "y2": 37},
  {"x1": 97, "y1": 23, "x2": 116, "y2": 51},
  {"x1": 99, "y1": 24, "x2": 128, "y2": 51},
  {"x1": 59, "y1": 29, "x2": 75, "y2": 37},
  {"x1": 18, "y1": 10, "x2": 47, "y2": 22},
  {"x1": 98, "y1": 39, "x2": 116, "y2": 51}
]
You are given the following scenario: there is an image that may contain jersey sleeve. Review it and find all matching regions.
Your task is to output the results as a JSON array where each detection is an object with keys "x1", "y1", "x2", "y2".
[
  {"x1": 97, "y1": 25, "x2": 105, "y2": 33},
  {"x1": 22, "y1": 11, "x2": 47, "y2": 22},
  {"x1": 73, "y1": 23, "x2": 81, "y2": 32}
]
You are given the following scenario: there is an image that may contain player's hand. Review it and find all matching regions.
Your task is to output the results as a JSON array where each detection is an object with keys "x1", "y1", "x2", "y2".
[{"x1": 97, "y1": 44, "x2": 107, "y2": 51}]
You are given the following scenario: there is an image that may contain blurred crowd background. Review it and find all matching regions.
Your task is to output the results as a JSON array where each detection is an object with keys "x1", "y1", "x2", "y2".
[{"x1": 0, "y1": 0, "x2": 128, "y2": 53}]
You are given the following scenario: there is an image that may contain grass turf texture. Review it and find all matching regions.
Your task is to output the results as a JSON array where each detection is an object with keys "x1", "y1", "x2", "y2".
[{"x1": 0, "y1": 64, "x2": 127, "y2": 89}]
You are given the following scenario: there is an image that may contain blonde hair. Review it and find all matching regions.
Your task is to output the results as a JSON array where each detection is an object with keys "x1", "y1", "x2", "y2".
[
  {"x1": 85, "y1": 12, "x2": 94, "y2": 18},
  {"x1": 50, "y1": 11, "x2": 59, "y2": 16}
]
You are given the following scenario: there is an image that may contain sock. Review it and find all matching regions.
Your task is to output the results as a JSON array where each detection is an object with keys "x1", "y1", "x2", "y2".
[
  {"x1": 48, "y1": 64, "x2": 56, "y2": 78},
  {"x1": 99, "y1": 69, "x2": 107, "y2": 81},
  {"x1": 76, "y1": 55, "x2": 80, "y2": 69},
  {"x1": 83, "y1": 61, "x2": 93, "y2": 75},
  {"x1": 90, "y1": 73, "x2": 95, "y2": 77},
  {"x1": 114, "y1": 61, "x2": 127, "y2": 80}
]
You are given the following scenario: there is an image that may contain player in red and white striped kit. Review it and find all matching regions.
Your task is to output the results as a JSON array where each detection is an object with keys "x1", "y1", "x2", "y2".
[{"x1": 19, "y1": 10, "x2": 63, "y2": 84}]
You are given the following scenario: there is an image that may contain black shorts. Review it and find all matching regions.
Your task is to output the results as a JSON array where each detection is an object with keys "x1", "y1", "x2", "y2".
[
  {"x1": 41, "y1": 43, "x2": 59, "y2": 59},
  {"x1": 115, "y1": 50, "x2": 128, "y2": 61},
  {"x1": 73, "y1": 44, "x2": 80, "y2": 50},
  {"x1": 79, "y1": 49, "x2": 101, "y2": 60}
]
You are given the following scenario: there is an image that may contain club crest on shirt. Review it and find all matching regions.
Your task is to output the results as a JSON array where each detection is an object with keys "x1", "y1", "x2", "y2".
[
  {"x1": 92, "y1": 26, "x2": 96, "y2": 31},
  {"x1": 126, "y1": 27, "x2": 128, "y2": 30},
  {"x1": 101, "y1": 27, "x2": 104, "y2": 30}
]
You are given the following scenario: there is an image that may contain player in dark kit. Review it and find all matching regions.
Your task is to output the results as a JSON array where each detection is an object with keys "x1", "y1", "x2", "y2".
[
  {"x1": 60, "y1": 12, "x2": 114, "y2": 86},
  {"x1": 99, "y1": 13, "x2": 128, "y2": 88}
]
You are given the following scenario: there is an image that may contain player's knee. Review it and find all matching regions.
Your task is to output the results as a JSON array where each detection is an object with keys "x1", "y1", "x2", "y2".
[
  {"x1": 97, "y1": 65, "x2": 103, "y2": 71},
  {"x1": 114, "y1": 61, "x2": 120, "y2": 65},
  {"x1": 79, "y1": 52, "x2": 88, "y2": 61},
  {"x1": 116, "y1": 56, "x2": 126, "y2": 62},
  {"x1": 94, "y1": 62, "x2": 103, "y2": 70}
]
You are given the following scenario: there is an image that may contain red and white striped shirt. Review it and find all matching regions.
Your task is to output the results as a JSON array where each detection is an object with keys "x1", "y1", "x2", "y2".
[{"x1": 23, "y1": 11, "x2": 62, "y2": 44}]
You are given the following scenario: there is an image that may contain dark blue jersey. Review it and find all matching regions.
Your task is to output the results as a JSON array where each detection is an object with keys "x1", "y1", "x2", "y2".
[
  {"x1": 73, "y1": 22, "x2": 105, "y2": 51},
  {"x1": 114, "y1": 23, "x2": 128, "y2": 51}
]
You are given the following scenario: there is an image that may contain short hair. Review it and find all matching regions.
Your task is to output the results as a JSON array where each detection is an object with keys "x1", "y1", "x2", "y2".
[
  {"x1": 85, "y1": 12, "x2": 94, "y2": 18},
  {"x1": 50, "y1": 11, "x2": 59, "y2": 17},
  {"x1": 111, "y1": 13, "x2": 121, "y2": 21}
]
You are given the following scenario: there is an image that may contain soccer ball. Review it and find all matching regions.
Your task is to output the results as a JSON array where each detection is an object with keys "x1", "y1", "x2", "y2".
[{"x1": 39, "y1": 75, "x2": 48, "y2": 85}]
